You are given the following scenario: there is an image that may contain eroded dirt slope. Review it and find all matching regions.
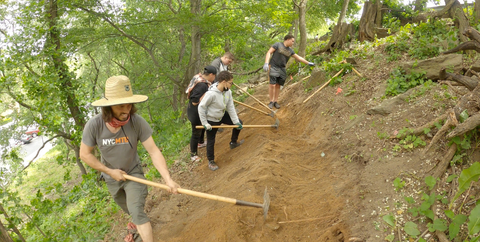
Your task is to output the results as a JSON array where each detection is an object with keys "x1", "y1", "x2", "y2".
[{"x1": 107, "y1": 54, "x2": 462, "y2": 242}]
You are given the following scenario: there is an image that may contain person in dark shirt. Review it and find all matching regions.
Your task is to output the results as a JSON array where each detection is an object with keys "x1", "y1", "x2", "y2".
[
  {"x1": 187, "y1": 66, "x2": 217, "y2": 162},
  {"x1": 263, "y1": 34, "x2": 315, "y2": 109}
]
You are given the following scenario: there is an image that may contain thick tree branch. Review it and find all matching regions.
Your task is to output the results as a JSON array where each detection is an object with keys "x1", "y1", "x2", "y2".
[
  {"x1": 20, "y1": 135, "x2": 63, "y2": 172},
  {"x1": 442, "y1": 40, "x2": 480, "y2": 54}
]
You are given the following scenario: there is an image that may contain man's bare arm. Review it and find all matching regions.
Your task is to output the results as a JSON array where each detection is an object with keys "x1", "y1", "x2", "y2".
[{"x1": 79, "y1": 142, "x2": 126, "y2": 181}]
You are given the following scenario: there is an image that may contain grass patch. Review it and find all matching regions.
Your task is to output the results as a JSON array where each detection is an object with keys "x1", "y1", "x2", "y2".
[{"x1": 12, "y1": 144, "x2": 81, "y2": 201}]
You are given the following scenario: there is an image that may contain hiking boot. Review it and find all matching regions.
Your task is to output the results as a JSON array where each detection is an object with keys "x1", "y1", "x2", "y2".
[
  {"x1": 208, "y1": 160, "x2": 219, "y2": 171},
  {"x1": 230, "y1": 139, "x2": 245, "y2": 149},
  {"x1": 274, "y1": 102, "x2": 281, "y2": 109},
  {"x1": 197, "y1": 141, "x2": 207, "y2": 148},
  {"x1": 268, "y1": 101, "x2": 274, "y2": 109}
]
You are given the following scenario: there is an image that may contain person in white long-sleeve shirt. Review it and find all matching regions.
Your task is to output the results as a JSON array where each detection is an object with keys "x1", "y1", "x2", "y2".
[{"x1": 198, "y1": 71, "x2": 244, "y2": 171}]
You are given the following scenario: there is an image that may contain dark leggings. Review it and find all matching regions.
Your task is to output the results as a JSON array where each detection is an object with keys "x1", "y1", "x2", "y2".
[
  {"x1": 206, "y1": 112, "x2": 242, "y2": 161},
  {"x1": 187, "y1": 102, "x2": 203, "y2": 156}
]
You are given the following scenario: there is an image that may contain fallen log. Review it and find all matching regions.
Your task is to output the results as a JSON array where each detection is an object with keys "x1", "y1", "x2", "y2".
[{"x1": 439, "y1": 68, "x2": 479, "y2": 90}]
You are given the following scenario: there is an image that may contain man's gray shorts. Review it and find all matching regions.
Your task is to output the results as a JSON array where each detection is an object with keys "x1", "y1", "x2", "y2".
[
  {"x1": 269, "y1": 75, "x2": 286, "y2": 86},
  {"x1": 105, "y1": 165, "x2": 149, "y2": 225}
]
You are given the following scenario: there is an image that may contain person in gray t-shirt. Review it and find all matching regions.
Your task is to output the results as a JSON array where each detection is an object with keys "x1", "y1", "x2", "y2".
[
  {"x1": 263, "y1": 34, "x2": 315, "y2": 109},
  {"x1": 80, "y1": 75, "x2": 179, "y2": 242}
]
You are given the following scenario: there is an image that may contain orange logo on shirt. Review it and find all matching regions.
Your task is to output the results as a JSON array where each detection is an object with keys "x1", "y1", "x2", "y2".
[{"x1": 102, "y1": 137, "x2": 129, "y2": 146}]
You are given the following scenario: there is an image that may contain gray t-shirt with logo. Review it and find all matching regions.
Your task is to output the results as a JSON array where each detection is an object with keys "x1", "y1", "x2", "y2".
[
  {"x1": 269, "y1": 42, "x2": 295, "y2": 79},
  {"x1": 82, "y1": 113, "x2": 153, "y2": 179}
]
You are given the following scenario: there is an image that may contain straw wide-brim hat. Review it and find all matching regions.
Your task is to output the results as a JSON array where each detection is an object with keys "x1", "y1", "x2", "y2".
[{"x1": 91, "y1": 75, "x2": 148, "y2": 107}]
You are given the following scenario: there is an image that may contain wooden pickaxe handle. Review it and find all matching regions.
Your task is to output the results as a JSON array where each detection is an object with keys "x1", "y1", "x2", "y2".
[
  {"x1": 195, "y1": 125, "x2": 276, "y2": 129},
  {"x1": 234, "y1": 100, "x2": 270, "y2": 116},
  {"x1": 233, "y1": 83, "x2": 274, "y2": 113},
  {"x1": 303, "y1": 69, "x2": 344, "y2": 104},
  {"x1": 123, "y1": 174, "x2": 263, "y2": 208}
]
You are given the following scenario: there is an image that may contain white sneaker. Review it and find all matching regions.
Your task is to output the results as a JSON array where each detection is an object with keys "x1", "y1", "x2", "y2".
[
  {"x1": 198, "y1": 141, "x2": 207, "y2": 148},
  {"x1": 190, "y1": 156, "x2": 201, "y2": 162}
]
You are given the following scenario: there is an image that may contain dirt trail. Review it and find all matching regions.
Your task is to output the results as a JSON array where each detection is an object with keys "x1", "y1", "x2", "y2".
[
  {"x1": 145, "y1": 82, "x2": 359, "y2": 242},
  {"x1": 108, "y1": 57, "x2": 457, "y2": 241}
]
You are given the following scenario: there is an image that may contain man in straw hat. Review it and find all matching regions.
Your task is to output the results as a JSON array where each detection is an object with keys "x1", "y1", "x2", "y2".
[{"x1": 80, "y1": 75, "x2": 180, "y2": 242}]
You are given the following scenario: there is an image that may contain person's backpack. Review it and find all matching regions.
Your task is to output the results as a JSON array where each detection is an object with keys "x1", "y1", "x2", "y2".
[{"x1": 186, "y1": 73, "x2": 207, "y2": 99}]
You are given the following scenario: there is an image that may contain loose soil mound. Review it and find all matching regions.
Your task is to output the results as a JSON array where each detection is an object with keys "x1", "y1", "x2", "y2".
[{"x1": 107, "y1": 55, "x2": 462, "y2": 241}]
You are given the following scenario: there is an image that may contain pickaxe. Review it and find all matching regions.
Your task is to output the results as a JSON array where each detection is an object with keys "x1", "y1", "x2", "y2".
[
  {"x1": 123, "y1": 175, "x2": 271, "y2": 220},
  {"x1": 233, "y1": 83, "x2": 275, "y2": 114},
  {"x1": 234, "y1": 100, "x2": 275, "y2": 117},
  {"x1": 196, "y1": 118, "x2": 280, "y2": 130}
]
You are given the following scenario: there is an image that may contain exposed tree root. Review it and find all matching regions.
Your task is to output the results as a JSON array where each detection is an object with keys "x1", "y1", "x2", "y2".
[
  {"x1": 392, "y1": 114, "x2": 447, "y2": 140},
  {"x1": 439, "y1": 68, "x2": 479, "y2": 91},
  {"x1": 447, "y1": 112, "x2": 480, "y2": 139},
  {"x1": 432, "y1": 143, "x2": 457, "y2": 181},
  {"x1": 423, "y1": 111, "x2": 458, "y2": 154}
]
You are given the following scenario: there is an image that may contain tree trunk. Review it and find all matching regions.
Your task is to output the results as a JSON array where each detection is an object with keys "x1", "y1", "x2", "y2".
[
  {"x1": 311, "y1": 0, "x2": 350, "y2": 54},
  {"x1": 375, "y1": 0, "x2": 382, "y2": 28},
  {"x1": 414, "y1": 0, "x2": 427, "y2": 12},
  {"x1": 290, "y1": 4, "x2": 298, "y2": 41},
  {"x1": 47, "y1": 0, "x2": 87, "y2": 176},
  {"x1": 0, "y1": 218, "x2": 13, "y2": 242},
  {"x1": 172, "y1": 85, "x2": 179, "y2": 112},
  {"x1": 297, "y1": 0, "x2": 307, "y2": 57},
  {"x1": 64, "y1": 139, "x2": 87, "y2": 175},
  {"x1": 185, "y1": 0, "x2": 202, "y2": 88},
  {"x1": 312, "y1": 22, "x2": 352, "y2": 54},
  {"x1": 359, "y1": 1, "x2": 379, "y2": 42},
  {"x1": 446, "y1": 0, "x2": 469, "y2": 42},
  {"x1": 47, "y1": 0, "x2": 85, "y2": 130},
  {"x1": 0, "y1": 204, "x2": 24, "y2": 242},
  {"x1": 476, "y1": 0, "x2": 480, "y2": 24}
]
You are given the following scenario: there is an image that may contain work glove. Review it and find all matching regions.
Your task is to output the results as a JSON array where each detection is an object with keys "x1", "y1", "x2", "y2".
[
  {"x1": 263, "y1": 63, "x2": 269, "y2": 72},
  {"x1": 235, "y1": 122, "x2": 243, "y2": 130},
  {"x1": 308, "y1": 62, "x2": 315, "y2": 66},
  {"x1": 203, "y1": 123, "x2": 212, "y2": 131}
]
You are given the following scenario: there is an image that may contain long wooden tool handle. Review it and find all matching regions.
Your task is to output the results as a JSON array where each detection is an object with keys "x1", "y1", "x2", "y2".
[
  {"x1": 123, "y1": 174, "x2": 262, "y2": 208},
  {"x1": 303, "y1": 69, "x2": 344, "y2": 104},
  {"x1": 195, "y1": 125, "x2": 274, "y2": 129},
  {"x1": 233, "y1": 83, "x2": 273, "y2": 112},
  {"x1": 234, "y1": 100, "x2": 269, "y2": 116}
]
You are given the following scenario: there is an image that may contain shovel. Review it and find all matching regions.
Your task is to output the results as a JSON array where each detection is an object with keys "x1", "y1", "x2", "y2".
[
  {"x1": 234, "y1": 100, "x2": 275, "y2": 117},
  {"x1": 196, "y1": 118, "x2": 280, "y2": 130},
  {"x1": 123, "y1": 174, "x2": 270, "y2": 219}
]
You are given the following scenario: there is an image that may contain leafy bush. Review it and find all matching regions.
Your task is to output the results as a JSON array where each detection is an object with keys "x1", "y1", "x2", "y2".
[{"x1": 385, "y1": 68, "x2": 427, "y2": 96}]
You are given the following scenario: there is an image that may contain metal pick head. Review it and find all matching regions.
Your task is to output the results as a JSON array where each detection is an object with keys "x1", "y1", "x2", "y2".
[
  {"x1": 273, "y1": 118, "x2": 280, "y2": 129},
  {"x1": 263, "y1": 186, "x2": 270, "y2": 220}
]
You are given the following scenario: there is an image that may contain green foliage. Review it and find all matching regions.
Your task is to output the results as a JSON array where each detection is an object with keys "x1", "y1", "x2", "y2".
[
  {"x1": 382, "y1": 214, "x2": 395, "y2": 227},
  {"x1": 452, "y1": 162, "x2": 480, "y2": 206},
  {"x1": 404, "y1": 221, "x2": 421, "y2": 236},
  {"x1": 386, "y1": 68, "x2": 427, "y2": 96},
  {"x1": 445, "y1": 210, "x2": 468, "y2": 240},
  {"x1": 450, "y1": 134, "x2": 473, "y2": 151},
  {"x1": 425, "y1": 176, "x2": 436, "y2": 190},
  {"x1": 377, "y1": 132, "x2": 389, "y2": 139},
  {"x1": 397, "y1": 135, "x2": 426, "y2": 151},
  {"x1": 382, "y1": 20, "x2": 459, "y2": 62},
  {"x1": 469, "y1": 204, "x2": 480, "y2": 235},
  {"x1": 393, "y1": 177, "x2": 405, "y2": 191}
]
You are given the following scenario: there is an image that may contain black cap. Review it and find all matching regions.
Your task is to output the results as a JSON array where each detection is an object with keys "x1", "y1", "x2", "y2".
[{"x1": 204, "y1": 65, "x2": 217, "y2": 75}]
